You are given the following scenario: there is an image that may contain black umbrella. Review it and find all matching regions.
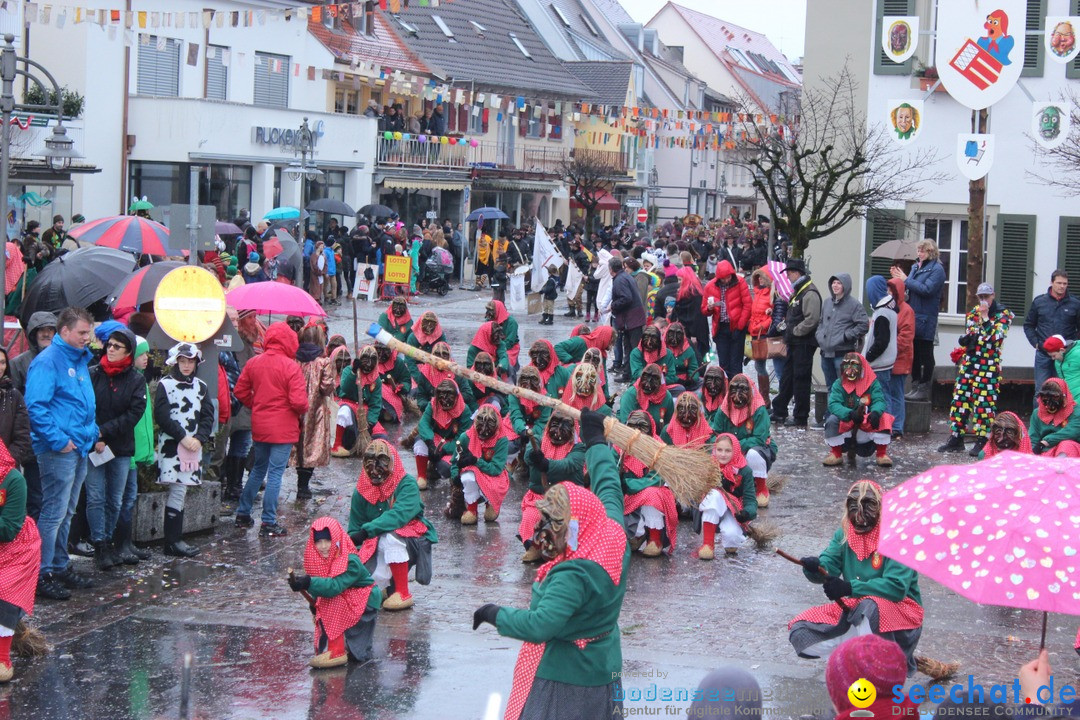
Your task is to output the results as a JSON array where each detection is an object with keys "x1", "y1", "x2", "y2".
[
  {"x1": 357, "y1": 203, "x2": 395, "y2": 219},
  {"x1": 271, "y1": 229, "x2": 303, "y2": 281},
  {"x1": 107, "y1": 260, "x2": 186, "y2": 312},
  {"x1": 21, "y1": 246, "x2": 140, "y2": 326},
  {"x1": 307, "y1": 198, "x2": 355, "y2": 216}
]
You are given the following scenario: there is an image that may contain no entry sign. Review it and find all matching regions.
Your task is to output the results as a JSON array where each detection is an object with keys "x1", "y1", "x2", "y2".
[{"x1": 636, "y1": 208, "x2": 648, "y2": 223}]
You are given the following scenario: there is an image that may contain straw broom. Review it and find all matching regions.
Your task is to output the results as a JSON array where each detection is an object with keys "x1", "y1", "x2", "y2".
[{"x1": 368, "y1": 324, "x2": 717, "y2": 506}]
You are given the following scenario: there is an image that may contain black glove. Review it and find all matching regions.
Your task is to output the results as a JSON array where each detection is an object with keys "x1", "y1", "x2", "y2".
[
  {"x1": 1034, "y1": 441, "x2": 1048, "y2": 455},
  {"x1": 734, "y1": 510, "x2": 751, "y2": 523},
  {"x1": 472, "y1": 603, "x2": 500, "y2": 630},
  {"x1": 852, "y1": 404, "x2": 866, "y2": 426},
  {"x1": 527, "y1": 448, "x2": 550, "y2": 471},
  {"x1": 800, "y1": 556, "x2": 821, "y2": 574},
  {"x1": 456, "y1": 447, "x2": 477, "y2": 468},
  {"x1": 823, "y1": 576, "x2": 853, "y2": 601},
  {"x1": 721, "y1": 478, "x2": 736, "y2": 495},
  {"x1": 288, "y1": 573, "x2": 311, "y2": 592},
  {"x1": 350, "y1": 528, "x2": 369, "y2": 545},
  {"x1": 580, "y1": 408, "x2": 608, "y2": 448},
  {"x1": 867, "y1": 411, "x2": 882, "y2": 429}
]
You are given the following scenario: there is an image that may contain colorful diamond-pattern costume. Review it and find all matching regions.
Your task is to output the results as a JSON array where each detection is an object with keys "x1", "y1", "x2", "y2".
[{"x1": 948, "y1": 304, "x2": 1013, "y2": 437}]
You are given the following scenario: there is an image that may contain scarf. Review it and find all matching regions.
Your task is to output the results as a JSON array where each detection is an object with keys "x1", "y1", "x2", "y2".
[
  {"x1": 354, "y1": 443, "x2": 407, "y2": 504},
  {"x1": 539, "y1": 421, "x2": 578, "y2": 461},
  {"x1": 420, "y1": 363, "x2": 454, "y2": 392},
  {"x1": 430, "y1": 381, "x2": 466, "y2": 430},
  {"x1": 491, "y1": 300, "x2": 510, "y2": 324},
  {"x1": 386, "y1": 307, "x2": 412, "y2": 331},
  {"x1": 634, "y1": 374, "x2": 668, "y2": 411},
  {"x1": 712, "y1": 433, "x2": 748, "y2": 488},
  {"x1": 1037, "y1": 378, "x2": 1077, "y2": 427},
  {"x1": 411, "y1": 315, "x2": 443, "y2": 347},
  {"x1": 722, "y1": 373, "x2": 767, "y2": 428},
  {"x1": 639, "y1": 335, "x2": 667, "y2": 366},
  {"x1": 984, "y1": 411, "x2": 1033, "y2": 457},
  {"x1": 840, "y1": 354, "x2": 877, "y2": 398},
  {"x1": 471, "y1": 321, "x2": 501, "y2": 357},
  {"x1": 466, "y1": 421, "x2": 503, "y2": 459},
  {"x1": 582, "y1": 325, "x2": 614, "y2": 353},
  {"x1": 665, "y1": 394, "x2": 711, "y2": 447},
  {"x1": 376, "y1": 348, "x2": 398, "y2": 376},
  {"x1": 529, "y1": 340, "x2": 558, "y2": 386},
  {"x1": 99, "y1": 354, "x2": 133, "y2": 377},
  {"x1": 356, "y1": 361, "x2": 380, "y2": 390},
  {"x1": 666, "y1": 329, "x2": 690, "y2": 357},
  {"x1": 842, "y1": 481, "x2": 883, "y2": 561},
  {"x1": 620, "y1": 414, "x2": 656, "y2": 477},
  {"x1": 303, "y1": 516, "x2": 373, "y2": 645},
  {"x1": 560, "y1": 372, "x2": 606, "y2": 411},
  {"x1": 700, "y1": 369, "x2": 728, "y2": 414}
]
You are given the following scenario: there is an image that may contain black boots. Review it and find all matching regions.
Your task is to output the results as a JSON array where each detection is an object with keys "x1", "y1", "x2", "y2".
[
  {"x1": 539, "y1": 313, "x2": 553, "y2": 325},
  {"x1": 297, "y1": 467, "x2": 313, "y2": 500},
  {"x1": 163, "y1": 507, "x2": 200, "y2": 558},
  {"x1": 905, "y1": 381, "x2": 930, "y2": 401},
  {"x1": 968, "y1": 436, "x2": 988, "y2": 458},
  {"x1": 94, "y1": 540, "x2": 116, "y2": 570},
  {"x1": 113, "y1": 519, "x2": 149, "y2": 563},
  {"x1": 223, "y1": 456, "x2": 244, "y2": 502},
  {"x1": 937, "y1": 434, "x2": 966, "y2": 453},
  {"x1": 563, "y1": 307, "x2": 578, "y2": 317}
]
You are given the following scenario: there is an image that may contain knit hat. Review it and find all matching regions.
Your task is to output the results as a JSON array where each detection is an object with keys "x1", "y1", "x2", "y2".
[
  {"x1": 825, "y1": 635, "x2": 907, "y2": 712},
  {"x1": 94, "y1": 320, "x2": 126, "y2": 344},
  {"x1": 166, "y1": 342, "x2": 202, "y2": 366},
  {"x1": 71, "y1": 213, "x2": 85, "y2": 223},
  {"x1": 248, "y1": 252, "x2": 260, "y2": 264},
  {"x1": 1044, "y1": 334, "x2": 1067, "y2": 353},
  {"x1": 134, "y1": 336, "x2": 149, "y2": 358}
]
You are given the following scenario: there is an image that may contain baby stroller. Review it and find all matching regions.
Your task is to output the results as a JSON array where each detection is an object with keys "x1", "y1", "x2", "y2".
[{"x1": 421, "y1": 246, "x2": 454, "y2": 296}]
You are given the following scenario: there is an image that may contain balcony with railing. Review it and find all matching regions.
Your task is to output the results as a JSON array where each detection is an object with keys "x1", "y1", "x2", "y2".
[{"x1": 375, "y1": 136, "x2": 571, "y2": 179}]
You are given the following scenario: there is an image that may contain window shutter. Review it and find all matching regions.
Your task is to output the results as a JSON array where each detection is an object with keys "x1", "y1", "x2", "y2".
[
  {"x1": 206, "y1": 45, "x2": 228, "y2": 101},
  {"x1": 458, "y1": 104, "x2": 468, "y2": 131},
  {"x1": 1021, "y1": 0, "x2": 1047, "y2": 77},
  {"x1": 136, "y1": 36, "x2": 180, "y2": 97},
  {"x1": 874, "y1": 0, "x2": 915, "y2": 76},
  {"x1": 518, "y1": 110, "x2": 528, "y2": 137},
  {"x1": 1069, "y1": 0, "x2": 1080, "y2": 79},
  {"x1": 995, "y1": 214, "x2": 1036, "y2": 319},
  {"x1": 863, "y1": 209, "x2": 905, "y2": 293},
  {"x1": 1058, "y1": 217, "x2": 1080, "y2": 282},
  {"x1": 254, "y1": 51, "x2": 290, "y2": 108}
]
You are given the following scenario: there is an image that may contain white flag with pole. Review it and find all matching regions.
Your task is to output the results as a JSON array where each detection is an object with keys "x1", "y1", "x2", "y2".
[{"x1": 531, "y1": 223, "x2": 564, "y2": 293}]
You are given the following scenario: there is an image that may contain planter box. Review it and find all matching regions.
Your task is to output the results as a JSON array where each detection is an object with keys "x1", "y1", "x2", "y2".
[
  {"x1": 132, "y1": 482, "x2": 221, "y2": 543},
  {"x1": 914, "y1": 77, "x2": 948, "y2": 92}
]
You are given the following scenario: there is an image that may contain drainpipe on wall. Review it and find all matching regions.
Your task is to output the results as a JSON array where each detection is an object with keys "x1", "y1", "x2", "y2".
[{"x1": 119, "y1": 0, "x2": 131, "y2": 214}]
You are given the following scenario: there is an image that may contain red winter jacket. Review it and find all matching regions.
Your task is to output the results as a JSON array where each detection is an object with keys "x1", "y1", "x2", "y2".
[
  {"x1": 702, "y1": 260, "x2": 751, "y2": 334},
  {"x1": 234, "y1": 322, "x2": 309, "y2": 444},
  {"x1": 888, "y1": 278, "x2": 916, "y2": 376},
  {"x1": 216, "y1": 363, "x2": 231, "y2": 426}
]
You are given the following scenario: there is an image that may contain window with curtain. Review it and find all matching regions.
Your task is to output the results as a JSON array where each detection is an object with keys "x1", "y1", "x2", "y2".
[
  {"x1": 254, "y1": 51, "x2": 290, "y2": 108},
  {"x1": 206, "y1": 45, "x2": 228, "y2": 101},
  {"x1": 137, "y1": 36, "x2": 181, "y2": 97}
]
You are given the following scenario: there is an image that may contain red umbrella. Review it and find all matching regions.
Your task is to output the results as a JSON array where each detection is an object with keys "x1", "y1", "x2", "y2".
[
  {"x1": 107, "y1": 261, "x2": 186, "y2": 313},
  {"x1": 226, "y1": 281, "x2": 326, "y2": 317},
  {"x1": 68, "y1": 215, "x2": 172, "y2": 256}
]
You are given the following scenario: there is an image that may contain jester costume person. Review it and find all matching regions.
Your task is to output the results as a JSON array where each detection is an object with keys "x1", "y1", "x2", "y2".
[
  {"x1": 698, "y1": 365, "x2": 728, "y2": 416},
  {"x1": 414, "y1": 380, "x2": 471, "y2": 490},
  {"x1": 508, "y1": 368, "x2": 554, "y2": 450},
  {"x1": 628, "y1": 325, "x2": 677, "y2": 385},
  {"x1": 661, "y1": 393, "x2": 714, "y2": 449},
  {"x1": 405, "y1": 311, "x2": 446, "y2": 383},
  {"x1": 526, "y1": 339, "x2": 570, "y2": 399},
  {"x1": 466, "y1": 351, "x2": 508, "y2": 414},
  {"x1": 375, "y1": 343, "x2": 413, "y2": 424},
  {"x1": 939, "y1": 295, "x2": 1013, "y2": 456},
  {"x1": 288, "y1": 517, "x2": 381, "y2": 668},
  {"x1": 472, "y1": 410, "x2": 628, "y2": 720},
  {"x1": 347, "y1": 441, "x2": 437, "y2": 611},
  {"x1": 377, "y1": 296, "x2": 413, "y2": 344},
  {"x1": 451, "y1": 406, "x2": 510, "y2": 525},
  {"x1": 519, "y1": 413, "x2": 586, "y2": 563},
  {"x1": 486, "y1": 299, "x2": 521, "y2": 374},
  {"x1": 979, "y1": 411, "x2": 1032, "y2": 459},
  {"x1": 617, "y1": 363, "x2": 674, "y2": 429},
  {"x1": 789, "y1": 480, "x2": 923, "y2": 675},
  {"x1": 823, "y1": 353, "x2": 893, "y2": 468},
  {"x1": 414, "y1": 341, "x2": 475, "y2": 410},
  {"x1": 560, "y1": 363, "x2": 611, "y2": 416},
  {"x1": 580, "y1": 347, "x2": 611, "y2": 402},
  {"x1": 711, "y1": 373, "x2": 778, "y2": 507},
  {"x1": 332, "y1": 346, "x2": 386, "y2": 457},
  {"x1": 1029, "y1": 378, "x2": 1080, "y2": 457},
  {"x1": 665, "y1": 322, "x2": 700, "y2": 391},
  {"x1": 554, "y1": 325, "x2": 614, "y2": 364},
  {"x1": 0, "y1": 439, "x2": 40, "y2": 683},
  {"x1": 695, "y1": 434, "x2": 756, "y2": 560},
  {"x1": 621, "y1": 411, "x2": 678, "y2": 558},
  {"x1": 466, "y1": 321, "x2": 511, "y2": 378}
]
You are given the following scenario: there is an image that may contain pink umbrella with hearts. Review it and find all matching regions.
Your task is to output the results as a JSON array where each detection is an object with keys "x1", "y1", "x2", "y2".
[{"x1": 879, "y1": 451, "x2": 1080, "y2": 647}]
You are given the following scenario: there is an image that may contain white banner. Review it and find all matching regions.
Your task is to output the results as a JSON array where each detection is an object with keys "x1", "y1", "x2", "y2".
[
  {"x1": 530, "y1": 223, "x2": 565, "y2": 293},
  {"x1": 956, "y1": 134, "x2": 995, "y2": 180},
  {"x1": 1032, "y1": 102, "x2": 1071, "y2": 150},
  {"x1": 1046, "y1": 17, "x2": 1080, "y2": 64},
  {"x1": 882, "y1": 16, "x2": 919, "y2": 64},
  {"x1": 508, "y1": 274, "x2": 527, "y2": 313},
  {"x1": 886, "y1": 99, "x2": 923, "y2": 145},
  {"x1": 936, "y1": 1, "x2": 1026, "y2": 110}
]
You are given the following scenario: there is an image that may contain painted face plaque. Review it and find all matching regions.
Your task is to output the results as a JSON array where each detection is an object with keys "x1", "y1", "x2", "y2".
[
  {"x1": 882, "y1": 15, "x2": 919, "y2": 63},
  {"x1": 936, "y1": 1, "x2": 1026, "y2": 110}
]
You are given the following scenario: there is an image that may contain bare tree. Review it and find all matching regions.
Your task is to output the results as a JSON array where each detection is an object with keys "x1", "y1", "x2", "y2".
[
  {"x1": 559, "y1": 149, "x2": 623, "y2": 233},
  {"x1": 731, "y1": 65, "x2": 949, "y2": 259},
  {"x1": 1027, "y1": 93, "x2": 1080, "y2": 195}
]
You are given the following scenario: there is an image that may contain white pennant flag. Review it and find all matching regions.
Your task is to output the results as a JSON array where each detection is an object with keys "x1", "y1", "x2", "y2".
[{"x1": 531, "y1": 224, "x2": 564, "y2": 293}]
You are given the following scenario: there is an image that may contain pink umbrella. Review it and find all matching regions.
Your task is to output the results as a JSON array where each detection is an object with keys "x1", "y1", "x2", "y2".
[
  {"x1": 767, "y1": 260, "x2": 794, "y2": 301},
  {"x1": 880, "y1": 451, "x2": 1080, "y2": 645},
  {"x1": 226, "y1": 281, "x2": 326, "y2": 317}
]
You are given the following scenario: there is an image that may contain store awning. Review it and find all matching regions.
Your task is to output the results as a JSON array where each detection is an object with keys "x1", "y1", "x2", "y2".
[
  {"x1": 383, "y1": 178, "x2": 469, "y2": 191},
  {"x1": 570, "y1": 190, "x2": 620, "y2": 211},
  {"x1": 473, "y1": 179, "x2": 560, "y2": 192}
]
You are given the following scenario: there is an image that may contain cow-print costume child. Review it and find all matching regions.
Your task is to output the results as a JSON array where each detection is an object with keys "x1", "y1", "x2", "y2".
[{"x1": 154, "y1": 343, "x2": 215, "y2": 557}]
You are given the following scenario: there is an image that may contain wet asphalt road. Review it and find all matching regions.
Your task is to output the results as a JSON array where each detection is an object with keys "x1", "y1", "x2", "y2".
[{"x1": 3, "y1": 288, "x2": 1077, "y2": 720}]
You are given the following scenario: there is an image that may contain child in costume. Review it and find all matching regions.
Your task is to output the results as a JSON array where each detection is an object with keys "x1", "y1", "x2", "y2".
[
  {"x1": 374, "y1": 343, "x2": 413, "y2": 425},
  {"x1": 1029, "y1": 378, "x2": 1080, "y2": 457},
  {"x1": 486, "y1": 299, "x2": 521, "y2": 377},
  {"x1": 288, "y1": 516, "x2": 381, "y2": 668},
  {"x1": 526, "y1": 339, "x2": 570, "y2": 399},
  {"x1": 698, "y1": 365, "x2": 728, "y2": 417},
  {"x1": 711, "y1": 373, "x2": 777, "y2": 507},
  {"x1": 466, "y1": 321, "x2": 510, "y2": 379},
  {"x1": 376, "y1": 296, "x2": 412, "y2": 344},
  {"x1": 332, "y1": 346, "x2": 386, "y2": 457},
  {"x1": 347, "y1": 441, "x2": 436, "y2": 611},
  {"x1": 822, "y1": 352, "x2": 893, "y2": 468},
  {"x1": 628, "y1": 325, "x2": 678, "y2": 386},
  {"x1": 560, "y1": 363, "x2": 610, "y2": 415},
  {"x1": 980, "y1": 411, "x2": 1032, "y2": 458},
  {"x1": 554, "y1": 325, "x2": 613, "y2": 364},
  {"x1": 666, "y1": 322, "x2": 700, "y2": 391},
  {"x1": 695, "y1": 434, "x2": 756, "y2": 560}
]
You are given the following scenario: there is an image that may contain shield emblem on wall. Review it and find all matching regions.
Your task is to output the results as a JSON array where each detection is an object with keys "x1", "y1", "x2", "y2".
[
  {"x1": 1045, "y1": 16, "x2": 1080, "y2": 64},
  {"x1": 1032, "y1": 103, "x2": 1072, "y2": 150},
  {"x1": 885, "y1": 98, "x2": 924, "y2": 145},
  {"x1": 881, "y1": 16, "x2": 920, "y2": 63},
  {"x1": 936, "y1": 0, "x2": 1026, "y2": 110},
  {"x1": 956, "y1": 134, "x2": 995, "y2": 180}
]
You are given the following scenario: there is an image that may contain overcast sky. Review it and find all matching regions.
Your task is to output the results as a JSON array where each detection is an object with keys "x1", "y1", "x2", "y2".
[{"x1": 621, "y1": 0, "x2": 807, "y2": 62}]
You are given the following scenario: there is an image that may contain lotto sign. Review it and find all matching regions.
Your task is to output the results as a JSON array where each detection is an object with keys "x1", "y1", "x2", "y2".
[
  {"x1": 936, "y1": 0, "x2": 1025, "y2": 110},
  {"x1": 384, "y1": 255, "x2": 412, "y2": 285}
]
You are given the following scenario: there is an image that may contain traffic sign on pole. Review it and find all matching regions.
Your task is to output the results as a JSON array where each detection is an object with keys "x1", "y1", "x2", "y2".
[{"x1": 636, "y1": 208, "x2": 648, "y2": 224}]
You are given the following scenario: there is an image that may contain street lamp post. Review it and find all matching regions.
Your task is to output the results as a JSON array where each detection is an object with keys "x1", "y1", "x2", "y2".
[
  {"x1": 285, "y1": 117, "x2": 322, "y2": 237},
  {"x1": 717, "y1": 172, "x2": 728, "y2": 221},
  {"x1": 0, "y1": 33, "x2": 82, "y2": 297}
]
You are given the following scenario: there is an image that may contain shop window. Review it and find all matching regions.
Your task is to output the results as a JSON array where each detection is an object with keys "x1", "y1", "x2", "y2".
[
  {"x1": 128, "y1": 161, "x2": 184, "y2": 208},
  {"x1": 254, "y1": 51, "x2": 290, "y2": 108},
  {"x1": 201, "y1": 165, "x2": 252, "y2": 223},
  {"x1": 137, "y1": 36, "x2": 181, "y2": 97}
]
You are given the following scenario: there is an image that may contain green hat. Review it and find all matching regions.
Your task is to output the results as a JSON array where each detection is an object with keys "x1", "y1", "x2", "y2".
[
  {"x1": 226, "y1": 266, "x2": 237, "y2": 278},
  {"x1": 135, "y1": 335, "x2": 149, "y2": 358}
]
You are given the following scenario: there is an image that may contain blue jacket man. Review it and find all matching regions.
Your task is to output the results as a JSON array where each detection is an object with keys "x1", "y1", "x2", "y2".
[
  {"x1": 24, "y1": 307, "x2": 98, "y2": 598},
  {"x1": 894, "y1": 241, "x2": 945, "y2": 400},
  {"x1": 1024, "y1": 271, "x2": 1080, "y2": 390}
]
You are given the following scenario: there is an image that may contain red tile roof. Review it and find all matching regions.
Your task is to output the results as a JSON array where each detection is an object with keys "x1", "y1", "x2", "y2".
[{"x1": 307, "y1": 11, "x2": 430, "y2": 75}]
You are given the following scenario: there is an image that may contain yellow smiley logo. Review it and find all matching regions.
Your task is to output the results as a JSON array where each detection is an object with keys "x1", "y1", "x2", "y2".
[{"x1": 848, "y1": 678, "x2": 876, "y2": 709}]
